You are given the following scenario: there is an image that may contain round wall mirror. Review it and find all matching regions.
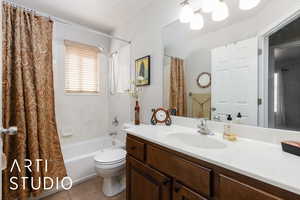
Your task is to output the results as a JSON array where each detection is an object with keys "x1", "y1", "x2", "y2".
[{"x1": 197, "y1": 72, "x2": 211, "y2": 88}]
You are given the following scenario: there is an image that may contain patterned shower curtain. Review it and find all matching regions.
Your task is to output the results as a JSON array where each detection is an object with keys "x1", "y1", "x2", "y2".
[
  {"x1": 169, "y1": 57, "x2": 187, "y2": 116},
  {"x1": 2, "y1": 3, "x2": 67, "y2": 199}
]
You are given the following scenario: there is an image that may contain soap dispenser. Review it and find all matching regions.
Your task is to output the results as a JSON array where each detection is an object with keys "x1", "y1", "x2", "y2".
[
  {"x1": 224, "y1": 114, "x2": 232, "y2": 137},
  {"x1": 223, "y1": 114, "x2": 237, "y2": 141},
  {"x1": 236, "y1": 112, "x2": 242, "y2": 124}
]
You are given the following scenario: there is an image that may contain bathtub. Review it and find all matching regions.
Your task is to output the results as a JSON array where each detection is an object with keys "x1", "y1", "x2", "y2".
[
  {"x1": 62, "y1": 137, "x2": 125, "y2": 185},
  {"x1": 31, "y1": 137, "x2": 125, "y2": 199},
  {"x1": 29, "y1": 136, "x2": 126, "y2": 200}
]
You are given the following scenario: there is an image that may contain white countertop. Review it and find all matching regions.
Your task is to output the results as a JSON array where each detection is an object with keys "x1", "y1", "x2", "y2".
[{"x1": 123, "y1": 124, "x2": 300, "y2": 195}]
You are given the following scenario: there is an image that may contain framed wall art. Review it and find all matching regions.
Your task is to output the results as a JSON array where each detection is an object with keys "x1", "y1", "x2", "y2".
[{"x1": 135, "y1": 55, "x2": 150, "y2": 86}]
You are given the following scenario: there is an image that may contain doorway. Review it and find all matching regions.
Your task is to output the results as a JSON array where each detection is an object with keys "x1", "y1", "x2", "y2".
[{"x1": 268, "y1": 17, "x2": 300, "y2": 131}]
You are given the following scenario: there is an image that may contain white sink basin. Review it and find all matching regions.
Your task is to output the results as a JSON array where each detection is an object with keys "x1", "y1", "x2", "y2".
[{"x1": 164, "y1": 133, "x2": 227, "y2": 149}]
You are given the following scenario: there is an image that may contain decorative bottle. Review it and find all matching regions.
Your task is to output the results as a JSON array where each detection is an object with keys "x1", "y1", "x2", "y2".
[{"x1": 134, "y1": 101, "x2": 140, "y2": 125}]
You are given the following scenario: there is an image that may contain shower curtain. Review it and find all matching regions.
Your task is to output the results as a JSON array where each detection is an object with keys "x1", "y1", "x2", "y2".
[
  {"x1": 169, "y1": 57, "x2": 187, "y2": 116},
  {"x1": 110, "y1": 45, "x2": 131, "y2": 94},
  {"x1": 2, "y1": 3, "x2": 67, "y2": 199}
]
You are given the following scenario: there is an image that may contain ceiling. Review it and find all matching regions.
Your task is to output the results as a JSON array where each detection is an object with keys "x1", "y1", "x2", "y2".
[{"x1": 15, "y1": 0, "x2": 155, "y2": 34}]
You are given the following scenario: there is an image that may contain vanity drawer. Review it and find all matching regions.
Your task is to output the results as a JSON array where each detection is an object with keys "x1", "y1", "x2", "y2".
[
  {"x1": 147, "y1": 145, "x2": 212, "y2": 197},
  {"x1": 219, "y1": 175, "x2": 283, "y2": 200},
  {"x1": 173, "y1": 182, "x2": 208, "y2": 200},
  {"x1": 127, "y1": 136, "x2": 145, "y2": 162}
]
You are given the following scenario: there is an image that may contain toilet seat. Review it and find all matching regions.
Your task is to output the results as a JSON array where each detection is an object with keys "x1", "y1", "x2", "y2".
[
  {"x1": 94, "y1": 148, "x2": 126, "y2": 165},
  {"x1": 94, "y1": 148, "x2": 127, "y2": 197}
]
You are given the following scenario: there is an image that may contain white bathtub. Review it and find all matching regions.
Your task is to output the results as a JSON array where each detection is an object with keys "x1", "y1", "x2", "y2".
[{"x1": 62, "y1": 137, "x2": 125, "y2": 185}]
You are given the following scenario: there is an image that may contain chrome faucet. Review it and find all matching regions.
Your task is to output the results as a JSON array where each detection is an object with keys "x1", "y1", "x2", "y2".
[
  {"x1": 112, "y1": 117, "x2": 119, "y2": 127},
  {"x1": 197, "y1": 119, "x2": 212, "y2": 135},
  {"x1": 213, "y1": 115, "x2": 222, "y2": 122}
]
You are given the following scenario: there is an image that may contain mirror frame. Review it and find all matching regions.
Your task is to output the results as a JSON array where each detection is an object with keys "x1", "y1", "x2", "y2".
[{"x1": 197, "y1": 72, "x2": 211, "y2": 88}]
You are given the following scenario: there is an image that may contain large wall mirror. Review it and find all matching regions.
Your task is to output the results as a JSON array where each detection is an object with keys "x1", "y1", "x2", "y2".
[{"x1": 162, "y1": 0, "x2": 300, "y2": 131}]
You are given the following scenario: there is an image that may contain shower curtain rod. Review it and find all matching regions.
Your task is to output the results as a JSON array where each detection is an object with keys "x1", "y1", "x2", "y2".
[{"x1": 2, "y1": 0, "x2": 131, "y2": 44}]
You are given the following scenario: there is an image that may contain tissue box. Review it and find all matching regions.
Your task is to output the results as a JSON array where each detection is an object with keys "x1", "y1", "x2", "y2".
[{"x1": 281, "y1": 141, "x2": 300, "y2": 157}]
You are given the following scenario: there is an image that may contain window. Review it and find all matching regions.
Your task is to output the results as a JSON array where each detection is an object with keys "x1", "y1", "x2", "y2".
[{"x1": 64, "y1": 40, "x2": 100, "y2": 93}]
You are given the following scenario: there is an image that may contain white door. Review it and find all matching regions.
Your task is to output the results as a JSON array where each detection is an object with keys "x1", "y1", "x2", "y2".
[{"x1": 211, "y1": 37, "x2": 258, "y2": 126}]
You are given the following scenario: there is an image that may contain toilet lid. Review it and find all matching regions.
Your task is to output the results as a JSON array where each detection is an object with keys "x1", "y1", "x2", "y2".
[{"x1": 94, "y1": 148, "x2": 127, "y2": 164}]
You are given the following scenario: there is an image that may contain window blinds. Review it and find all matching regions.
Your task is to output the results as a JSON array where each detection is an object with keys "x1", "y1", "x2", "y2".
[{"x1": 64, "y1": 40, "x2": 100, "y2": 93}]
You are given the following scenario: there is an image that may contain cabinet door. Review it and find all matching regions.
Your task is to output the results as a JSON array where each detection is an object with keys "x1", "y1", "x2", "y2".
[
  {"x1": 127, "y1": 156, "x2": 171, "y2": 200},
  {"x1": 173, "y1": 182, "x2": 207, "y2": 200},
  {"x1": 219, "y1": 175, "x2": 283, "y2": 200}
]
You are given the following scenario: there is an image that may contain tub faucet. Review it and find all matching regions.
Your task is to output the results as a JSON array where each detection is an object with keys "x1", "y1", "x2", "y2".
[
  {"x1": 197, "y1": 119, "x2": 212, "y2": 135},
  {"x1": 112, "y1": 117, "x2": 119, "y2": 127},
  {"x1": 109, "y1": 132, "x2": 118, "y2": 137}
]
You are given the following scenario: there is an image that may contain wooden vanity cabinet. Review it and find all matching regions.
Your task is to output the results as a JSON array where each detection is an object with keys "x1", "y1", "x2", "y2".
[
  {"x1": 219, "y1": 175, "x2": 283, "y2": 200},
  {"x1": 126, "y1": 135, "x2": 300, "y2": 200},
  {"x1": 127, "y1": 136, "x2": 145, "y2": 162},
  {"x1": 126, "y1": 156, "x2": 171, "y2": 200},
  {"x1": 173, "y1": 182, "x2": 208, "y2": 200},
  {"x1": 147, "y1": 145, "x2": 211, "y2": 197}
]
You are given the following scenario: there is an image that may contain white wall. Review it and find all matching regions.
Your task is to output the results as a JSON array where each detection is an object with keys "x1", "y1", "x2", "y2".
[
  {"x1": 112, "y1": 0, "x2": 300, "y2": 124},
  {"x1": 53, "y1": 22, "x2": 111, "y2": 145},
  {"x1": 111, "y1": 0, "x2": 180, "y2": 123},
  {"x1": 108, "y1": 40, "x2": 132, "y2": 134},
  {"x1": 185, "y1": 49, "x2": 211, "y2": 117},
  {"x1": 185, "y1": 49, "x2": 211, "y2": 95}
]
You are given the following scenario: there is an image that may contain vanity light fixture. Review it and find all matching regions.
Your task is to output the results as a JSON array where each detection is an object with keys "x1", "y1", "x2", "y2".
[
  {"x1": 239, "y1": 0, "x2": 261, "y2": 10},
  {"x1": 212, "y1": 0, "x2": 229, "y2": 22},
  {"x1": 179, "y1": 0, "x2": 259, "y2": 30},
  {"x1": 179, "y1": 0, "x2": 194, "y2": 23},
  {"x1": 190, "y1": 11, "x2": 204, "y2": 30}
]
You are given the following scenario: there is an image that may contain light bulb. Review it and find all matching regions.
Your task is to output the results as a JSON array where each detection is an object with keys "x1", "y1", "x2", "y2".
[
  {"x1": 179, "y1": 3, "x2": 193, "y2": 23},
  {"x1": 212, "y1": 1, "x2": 229, "y2": 21},
  {"x1": 239, "y1": 0, "x2": 261, "y2": 10},
  {"x1": 190, "y1": 13, "x2": 204, "y2": 30},
  {"x1": 202, "y1": 0, "x2": 218, "y2": 13}
]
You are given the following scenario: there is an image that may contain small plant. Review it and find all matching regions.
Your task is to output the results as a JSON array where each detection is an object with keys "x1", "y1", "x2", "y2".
[{"x1": 126, "y1": 80, "x2": 143, "y2": 100}]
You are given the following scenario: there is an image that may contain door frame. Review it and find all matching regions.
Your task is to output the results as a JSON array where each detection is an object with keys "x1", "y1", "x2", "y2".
[{"x1": 258, "y1": 7, "x2": 300, "y2": 128}]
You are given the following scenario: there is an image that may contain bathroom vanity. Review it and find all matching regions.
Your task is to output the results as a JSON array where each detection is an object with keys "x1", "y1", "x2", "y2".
[{"x1": 125, "y1": 125, "x2": 300, "y2": 200}]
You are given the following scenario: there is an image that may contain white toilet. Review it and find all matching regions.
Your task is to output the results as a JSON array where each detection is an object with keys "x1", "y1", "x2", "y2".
[{"x1": 94, "y1": 148, "x2": 127, "y2": 197}]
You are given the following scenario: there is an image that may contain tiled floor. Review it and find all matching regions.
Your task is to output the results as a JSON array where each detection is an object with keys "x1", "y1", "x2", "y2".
[{"x1": 41, "y1": 176, "x2": 125, "y2": 200}]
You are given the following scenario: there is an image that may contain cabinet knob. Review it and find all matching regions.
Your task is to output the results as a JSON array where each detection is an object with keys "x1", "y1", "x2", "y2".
[
  {"x1": 174, "y1": 186, "x2": 182, "y2": 192},
  {"x1": 162, "y1": 179, "x2": 170, "y2": 185}
]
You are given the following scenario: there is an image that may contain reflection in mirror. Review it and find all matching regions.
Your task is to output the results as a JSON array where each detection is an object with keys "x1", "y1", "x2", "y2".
[
  {"x1": 162, "y1": 0, "x2": 300, "y2": 131},
  {"x1": 197, "y1": 72, "x2": 211, "y2": 88},
  {"x1": 268, "y1": 17, "x2": 300, "y2": 131}
]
